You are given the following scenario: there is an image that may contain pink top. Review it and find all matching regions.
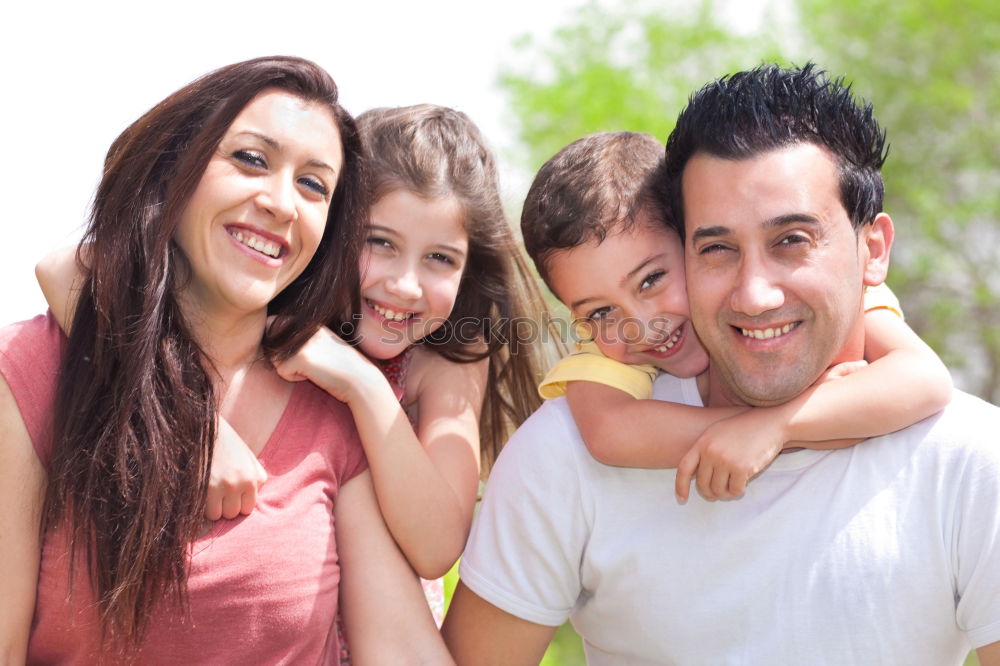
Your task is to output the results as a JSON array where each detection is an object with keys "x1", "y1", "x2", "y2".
[{"x1": 0, "y1": 313, "x2": 368, "y2": 665}]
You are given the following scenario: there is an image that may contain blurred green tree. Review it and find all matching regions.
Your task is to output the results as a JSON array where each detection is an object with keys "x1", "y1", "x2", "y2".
[
  {"x1": 500, "y1": 0, "x2": 1000, "y2": 402},
  {"x1": 794, "y1": 0, "x2": 1000, "y2": 403}
]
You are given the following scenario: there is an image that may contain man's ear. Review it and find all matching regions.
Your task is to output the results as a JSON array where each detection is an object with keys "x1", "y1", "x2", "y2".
[{"x1": 861, "y1": 213, "x2": 894, "y2": 287}]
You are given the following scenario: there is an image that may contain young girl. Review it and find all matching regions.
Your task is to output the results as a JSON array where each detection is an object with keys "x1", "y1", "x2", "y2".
[
  {"x1": 36, "y1": 104, "x2": 550, "y2": 628},
  {"x1": 521, "y1": 131, "x2": 953, "y2": 503}
]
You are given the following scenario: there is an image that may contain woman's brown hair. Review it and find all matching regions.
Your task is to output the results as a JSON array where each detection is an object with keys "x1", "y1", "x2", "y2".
[
  {"x1": 44, "y1": 56, "x2": 369, "y2": 652},
  {"x1": 358, "y1": 104, "x2": 551, "y2": 471}
]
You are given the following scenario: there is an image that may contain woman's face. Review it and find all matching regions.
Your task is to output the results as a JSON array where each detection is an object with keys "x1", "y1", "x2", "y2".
[
  {"x1": 355, "y1": 189, "x2": 468, "y2": 360},
  {"x1": 173, "y1": 89, "x2": 344, "y2": 320}
]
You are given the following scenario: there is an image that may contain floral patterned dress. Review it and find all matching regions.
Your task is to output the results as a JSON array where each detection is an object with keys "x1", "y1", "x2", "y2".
[{"x1": 337, "y1": 348, "x2": 446, "y2": 664}]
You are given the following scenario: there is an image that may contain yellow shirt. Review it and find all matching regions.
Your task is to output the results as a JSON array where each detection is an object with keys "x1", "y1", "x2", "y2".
[{"x1": 538, "y1": 282, "x2": 904, "y2": 400}]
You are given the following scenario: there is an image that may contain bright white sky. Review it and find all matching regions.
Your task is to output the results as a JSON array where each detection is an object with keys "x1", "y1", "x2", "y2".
[{"x1": 0, "y1": 0, "x2": 595, "y2": 326}]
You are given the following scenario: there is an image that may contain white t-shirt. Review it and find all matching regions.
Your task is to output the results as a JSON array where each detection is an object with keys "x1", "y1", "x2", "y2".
[{"x1": 460, "y1": 375, "x2": 1000, "y2": 665}]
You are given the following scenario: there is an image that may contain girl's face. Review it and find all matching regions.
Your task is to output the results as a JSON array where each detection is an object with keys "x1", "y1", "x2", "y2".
[
  {"x1": 173, "y1": 89, "x2": 343, "y2": 321},
  {"x1": 356, "y1": 188, "x2": 469, "y2": 360}
]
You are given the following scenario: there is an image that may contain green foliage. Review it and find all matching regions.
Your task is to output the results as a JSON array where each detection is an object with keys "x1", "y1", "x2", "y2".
[
  {"x1": 499, "y1": 0, "x2": 783, "y2": 171},
  {"x1": 792, "y1": 0, "x2": 1000, "y2": 403},
  {"x1": 500, "y1": 0, "x2": 1000, "y2": 402}
]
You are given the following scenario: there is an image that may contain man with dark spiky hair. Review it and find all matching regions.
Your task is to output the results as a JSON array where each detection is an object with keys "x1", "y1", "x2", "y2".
[{"x1": 443, "y1": 64, "x2": 1000, "y2": 665}]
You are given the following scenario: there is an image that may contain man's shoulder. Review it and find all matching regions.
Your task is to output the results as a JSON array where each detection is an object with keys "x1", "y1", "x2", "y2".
[
  {"x1": 882, "y1": 389, "x2": 1000, "y2": 466},
  {"x1": 499, "y1": 398, "x2": 587, "y2": 469},
  {"x1": 925, "y1": 389, "x2": 1000, "y2": 449}
]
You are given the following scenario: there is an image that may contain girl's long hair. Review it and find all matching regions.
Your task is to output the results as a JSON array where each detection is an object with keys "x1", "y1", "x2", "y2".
[
  {"x1": 44, "y1": 56, "x2": 369, "y2": 652},
  {"x1": 358, "y1": 105, "x2": 552, "y2": 471}
]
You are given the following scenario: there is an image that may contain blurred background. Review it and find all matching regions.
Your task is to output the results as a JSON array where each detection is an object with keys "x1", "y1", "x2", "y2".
[{"x1": 4, "y1": 1, "x2": 996, "y2": 663}]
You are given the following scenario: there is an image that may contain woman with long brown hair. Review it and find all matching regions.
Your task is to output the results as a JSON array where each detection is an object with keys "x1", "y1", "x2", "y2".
[{"x1": 0, "y1": 56, "x2": 451, "y2": 664}]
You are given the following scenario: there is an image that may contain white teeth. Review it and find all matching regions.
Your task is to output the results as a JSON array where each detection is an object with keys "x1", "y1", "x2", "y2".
[
  {"x1": 370, "y1": 300, "x2": 413, "y2": 322},
  {"x1": 652, "y1": 325, "x2": 683, "y2": 353},
  {"x1": 740, "y1": 323, "x2": 796, "y2": 339},
  {"x1": 230, "y1": 229, "x2": 281, "y2": 258}
]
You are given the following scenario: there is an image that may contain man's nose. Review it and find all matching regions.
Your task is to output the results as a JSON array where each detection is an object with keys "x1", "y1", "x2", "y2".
[{"x1": 730, "y1": 258, "x2": 784, "y2": 316}]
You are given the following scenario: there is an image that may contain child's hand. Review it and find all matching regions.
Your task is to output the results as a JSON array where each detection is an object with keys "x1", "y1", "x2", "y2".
[
  {"x1": 206, "y1": 418, "x2": 268, "y2": 520},
  {"x1": 274, "y1": 326, "x2": 379, "y2": 404},
  {"x1": 674, "y1": 409, "x2": 785, "y2": 503}
]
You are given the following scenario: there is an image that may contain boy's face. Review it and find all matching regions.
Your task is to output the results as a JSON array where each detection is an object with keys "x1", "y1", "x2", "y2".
[{"x1": 547, "y1": 213, "x2": 709, "y2": 378}]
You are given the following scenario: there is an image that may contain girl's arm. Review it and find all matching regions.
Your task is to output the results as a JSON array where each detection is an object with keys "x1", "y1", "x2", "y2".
[
  {"x1": 275, "y1": 328, "x2": 486, "y2": 580},
  {"x1": 37, "y1": 244, "x2": 267, "y2": 522},
  {"x1": 0, "y1": 374, "x2": 46, "y2": 663},
  {"x1": 336, "y1": 470, "x2": 455, "y2": 665},
  {"x1": 205, "y1": 417, "x2": 268, "y2": 520}
]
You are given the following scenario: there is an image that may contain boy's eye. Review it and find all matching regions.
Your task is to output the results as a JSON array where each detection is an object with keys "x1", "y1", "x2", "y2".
[
  {"x1": 298, "y1": 175, "x2": 329, "y2": 198},
  {"x1": 233, "y1": 149, "x2": 267, "y2": 169},
  {"x1": 639, "y1": 270, "x2": 666, "y2": 291}
]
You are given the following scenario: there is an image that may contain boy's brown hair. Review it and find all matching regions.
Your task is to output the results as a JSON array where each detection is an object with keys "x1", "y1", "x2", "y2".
[{"x1": 520, "y1": 131, "x2": 674, "y2": 293}]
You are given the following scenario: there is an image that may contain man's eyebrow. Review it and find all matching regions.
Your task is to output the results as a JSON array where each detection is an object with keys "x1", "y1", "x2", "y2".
[
  {"x1": 234, "y1": 131, "x2": 338, "y2": 174},
  {"x1": 690, "y1": 214, "x2": 822, "y2": 242},
  {"x1": 767, "y1": 213, "x2": 822, "y2": 228},
  {"x1": 690, "y1": 225, "x2": 731, "y2": 243}
]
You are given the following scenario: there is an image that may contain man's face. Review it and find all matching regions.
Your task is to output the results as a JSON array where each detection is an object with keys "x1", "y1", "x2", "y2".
[{"x1": 682, "y1": 143, "x2": 876, "y2": 407}]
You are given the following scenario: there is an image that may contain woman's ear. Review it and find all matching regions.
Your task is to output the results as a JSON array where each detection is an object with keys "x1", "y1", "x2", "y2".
[{"x1": 861, "y1": 213, "x2": 894, "y2": 287}]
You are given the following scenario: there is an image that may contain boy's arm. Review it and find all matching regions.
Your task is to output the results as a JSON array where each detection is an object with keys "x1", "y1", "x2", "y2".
[
  {"x1": 35, "y1": 245, "x2": 87, "y2": 332},
  {"x1": 780, "y1": 308, "x2": 952, "y2": 444},
  {"x1": 567, "y1": 380, "x2": 743, "y2": 469},
  {"x1": 677, "y1": 309, "x2": 952, "y2": 501}
]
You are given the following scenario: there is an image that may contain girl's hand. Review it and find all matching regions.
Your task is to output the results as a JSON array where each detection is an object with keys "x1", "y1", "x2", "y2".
[
  {"x1": 205, "y1": 417, "x2": 268, "y2": 520},
  {"x1": 274, "y1": 326, "x2": 380, "y2": 404}
]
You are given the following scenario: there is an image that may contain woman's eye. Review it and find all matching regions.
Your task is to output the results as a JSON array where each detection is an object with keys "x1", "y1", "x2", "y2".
[
  {"x1": 233, "y1": 150, "x2": 266, "y2": 169},
  {"x1": 639, "y1": 270, "x2": 666, "y2": 291},
  {"x1": 366, "y1": 236, "x2": 393, "y2": 250},
  {"x1": 298, "y1": 176, "x2": 329, "y2": 197}
]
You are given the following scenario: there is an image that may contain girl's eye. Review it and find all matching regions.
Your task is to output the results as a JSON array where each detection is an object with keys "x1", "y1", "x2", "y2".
[
  {"x1": 428, "y1": 252, "x2": 455, "y2": 265},
  {"x1": 298, "y1": 176, "x2": 329, "y2": 198},
  {"x1": 586, "y1": 306, "x2": 613, "y2": 322},
  {"x1": 233, "y1": 150, "x2": 267, "y2": 169},
  {"x1": 639, "y1": 270, "x2": 666, "y2": 291}
]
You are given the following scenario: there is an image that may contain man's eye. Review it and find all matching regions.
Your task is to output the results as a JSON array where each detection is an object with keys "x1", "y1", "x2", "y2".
[{"x1": 698, "y1": 243, "x2": 729, "y2": 254}]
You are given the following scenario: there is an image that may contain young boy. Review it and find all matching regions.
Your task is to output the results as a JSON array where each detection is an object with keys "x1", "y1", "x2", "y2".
[{"x1": 520, "y1": 131, "x2": 952, "y2": 501}]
